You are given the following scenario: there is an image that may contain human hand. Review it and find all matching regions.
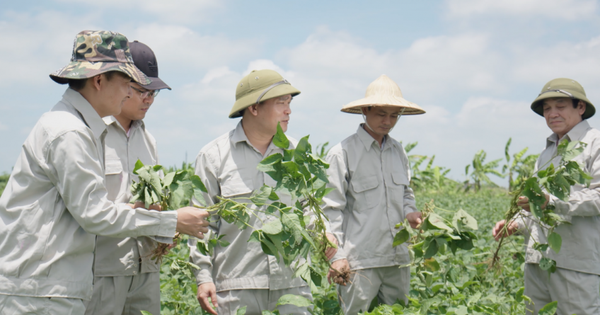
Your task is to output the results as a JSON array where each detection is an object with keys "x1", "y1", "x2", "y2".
[
  {"x1": 197, "y1": 282, "x2": 218, "y2": 315},
  {"x1": 176, "y1": 207, "x2": 210, "y2": 239},
  {"x1": 327, "y1": 259, "x2": 350, "y2": 286},
  {"x1": 517, "y1": 195, "x2": 549, "y2": 212},
  {"x1": 406, "y1": 212, "x2": 423, "y2": 228},
  {"x1": 324, "y1": 233, "x2": 338, "y2": 260},
  {"x1": 492, "y1": 219, "x2": 519, "y2": 241}
]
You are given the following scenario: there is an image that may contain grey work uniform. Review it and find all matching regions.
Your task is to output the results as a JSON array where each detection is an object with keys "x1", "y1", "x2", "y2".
[
  {"x1": 0, "y1": 88, "x2": 177, "y2": 312},
  {"x1": 84, "y1": 117, "x2": 161, "y2": 315},
  {"x1": 323, "y1": 124, "x2": 417, "y2": 314},
  {"x1": 189, "y1": 121, "x2": 312, "y2": 315},
  {"x1": 516, "y1": 120, "x2": 600, "y2": 315}
]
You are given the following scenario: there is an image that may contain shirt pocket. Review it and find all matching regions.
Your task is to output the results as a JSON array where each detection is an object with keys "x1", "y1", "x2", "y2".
[
  {"x1": 350, "y1": 174, "x2": 381, "y2": 210},
  {"x1": 390, "y1": 172, "x2": 409, "y2": 210},
  {"x1": 104, "y1": 159, "x2": 124, "y2": 201}
]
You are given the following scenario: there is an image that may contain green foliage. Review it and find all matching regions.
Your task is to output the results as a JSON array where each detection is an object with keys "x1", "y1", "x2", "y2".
[
  {"x1": 404, "y1": 142, "x2": 455, "y2": 192},
  {"x1": 197, "y1": 123, "x2": 334, "y2": 289},
  {"x1": 502, "y1": 138, "x2": 539, "y2": 192},
  {"x1": 0, "y1": 172, "x2": 9, "y2": 196},
  {"x1": 496, "y1": 140, "x2": 591, "y2": 273},
  {"x1": 464, "y1": 150, "x2": 504, "y2": 192},
  {"x1": 131, "y1": 160, "x2": 207, "y2": 210}
]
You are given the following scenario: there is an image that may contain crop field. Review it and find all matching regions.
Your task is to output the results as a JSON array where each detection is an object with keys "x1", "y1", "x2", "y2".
[{"x1": 0, "y1": 138, "x2": 541, "y2": 315}]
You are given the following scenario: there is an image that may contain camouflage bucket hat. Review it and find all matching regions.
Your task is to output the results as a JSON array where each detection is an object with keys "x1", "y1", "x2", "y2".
[
  {"x1": 50, "y1": 30, "x2": 150, "y2": 85},
  {"x1": 531, "y1": 78, "x2": 595, "y2": 119},
  {"x1": 229, "y1": 69, "x2": 300, "y2": 118}
]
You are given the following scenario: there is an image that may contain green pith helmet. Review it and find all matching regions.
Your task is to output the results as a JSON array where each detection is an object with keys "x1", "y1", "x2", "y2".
[
  {"x1": 50, "y1": 30, "x2": 150, "y2": 85},
  {"x1": 229, "y1": 69, "x2": 300, "y2": 118},
  {"x1": 531, "y1": 78, "x2": 595, "y2": 119}
]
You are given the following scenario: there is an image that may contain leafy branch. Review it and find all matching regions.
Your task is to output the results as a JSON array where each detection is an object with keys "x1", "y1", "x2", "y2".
[
  {"x1": 492, "y1": 140, "x2": 591, "y2": 273},
  {"x1": 130, "y1": 160, "x2": 208, "y2": 261}
]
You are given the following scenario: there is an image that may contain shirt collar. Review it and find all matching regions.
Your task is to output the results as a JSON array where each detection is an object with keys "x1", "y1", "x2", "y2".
[
  {"x1": 546, "y1": 120, "x2": 591, "y2": 146},
  {"x1": 64, "y1": 88, "x2": 107, "y2": 140},
  {"x1": 102, "y1": 116, "x2": 145, "y2": 133},
  {"x1": 232, "y1": 120, "x2": 281, "y2": 155},
  {"x1": 356, "y1": 123, "x2": 389, "y2": 151}
]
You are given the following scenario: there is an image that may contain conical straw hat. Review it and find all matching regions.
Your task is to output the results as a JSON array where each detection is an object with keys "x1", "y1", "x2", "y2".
[{"x1": 341, "y1": 75, "x2": 425, "y2": 115}]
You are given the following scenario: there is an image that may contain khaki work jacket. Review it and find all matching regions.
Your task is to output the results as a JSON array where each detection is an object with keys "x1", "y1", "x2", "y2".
[
  {"x1": 189, "y1": 121, "x2": 307, "y2": 292},
  {"x1": 323, "y1": 124, "x2": 417, "y2": 270},
  {"x1": 0, "y1": 88, "x2": 177, "y2": 300},
  {"x1": 518, "y1": 120, "x2": 600, "y2": 275},
  {"x1": 92, "y1": 117, "x2": 160, "y2": 277}
]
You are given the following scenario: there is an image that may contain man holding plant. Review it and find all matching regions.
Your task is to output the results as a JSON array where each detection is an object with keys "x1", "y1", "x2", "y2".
[
  {"x1": 190, "y1": 69, "x2": 337, "y2": 314},
  {"x1": 84, "y1": 40, "x2": 172, "y2": 315},
  {"x1": 323, "y1": 75, "x2": 424, "y2": 314},
  {"x1": 492, "y1": 78, "x2": 600, "y2": 315},
  {"x1": 0, "y1": 30, "x2": 209, "y2": 313}
]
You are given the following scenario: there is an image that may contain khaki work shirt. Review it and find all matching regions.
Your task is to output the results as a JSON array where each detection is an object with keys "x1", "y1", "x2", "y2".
[
  {"x1": 189, "y1": 121, "x2": 307, "y2": 292},
  {"x1": 518, "y1": 120, "x2": 600, "y2": 275},
  {"x1": 0, "y1": 88, "x2": 177, "y2": 300},
  {"x1": 323, "y1": 124, "x2": 417, "y2": 270},
  {"x1": 93, "y1": 117, "x2": 160, "y2": 277}
]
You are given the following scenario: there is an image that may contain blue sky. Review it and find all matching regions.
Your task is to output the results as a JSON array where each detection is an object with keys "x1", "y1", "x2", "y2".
[{"x1": 1, "y1": 0, "x2": 600, "y2": 186}]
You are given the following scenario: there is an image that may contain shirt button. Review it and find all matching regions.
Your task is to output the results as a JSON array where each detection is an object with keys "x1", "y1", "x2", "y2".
[{"x1": 133, "y1": 271, "x2": 137, "y2": 275}]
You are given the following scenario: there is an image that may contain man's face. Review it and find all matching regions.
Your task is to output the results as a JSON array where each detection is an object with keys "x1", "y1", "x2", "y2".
[
  {"x1": 361, "y1": 106, "x2": 401, "y2": 138},
  {"x1": 117, "y1": 82, "x2": 155, "y2": 122},
  {"x1": 542, "y1": 97, "x2": 585, "y2": 138},
  {"x1": 99, "y1": 72, "x2": 133, "y2": 117},
  {"x1": 256, "y1": 94, "x2": 292, "y2": 134}
]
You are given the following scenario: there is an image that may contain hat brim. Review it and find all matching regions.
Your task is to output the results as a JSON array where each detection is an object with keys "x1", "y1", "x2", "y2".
[
  {"x1": 341, "y1": 95, "x2": 426, "y2": 115},
  {"x1": 145, "y1": 76, "x2": 171, "y2": 90},
  {"x1": 229, "y1": 83, "x2": 300, "y2": 118},
  {"x1": 50, "y1": 61, "x2": 151, "y2": 86},
  {"x1": 531, "y1": 92, "x2": 595, "y2": 119}
]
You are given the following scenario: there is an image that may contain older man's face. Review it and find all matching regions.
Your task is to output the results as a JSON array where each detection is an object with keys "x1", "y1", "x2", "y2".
[{"x1": 542, "y1": 97, "x2": 585, "y2": 139}]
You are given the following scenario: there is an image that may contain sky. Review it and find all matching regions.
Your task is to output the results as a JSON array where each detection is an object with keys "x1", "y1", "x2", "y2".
[{"x1": 1, "y1": 0, "x2": 600, "y2": 186}]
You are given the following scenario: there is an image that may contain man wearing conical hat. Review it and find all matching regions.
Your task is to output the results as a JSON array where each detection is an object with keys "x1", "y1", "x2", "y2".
[
  {"x1": 323, "y1": 75, "x2": 424, "y2": 313},
  {"x1": 84, "y1": 40, "x2": 172, "y2": 315},
  {"x1": 189, "y1": 69, "x2": 338, "y2": 314},
  {"x1": 492, "y1": 78, "x2": 600, "y2": 315},
  {"x1": 0, "y1": 30, "x2": 209, "y2": 313}
]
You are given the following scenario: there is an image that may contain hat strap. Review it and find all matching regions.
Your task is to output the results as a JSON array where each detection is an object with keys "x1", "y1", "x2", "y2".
[{"x1": 255, "y1": 80, "x2": 289, "y2": 104}]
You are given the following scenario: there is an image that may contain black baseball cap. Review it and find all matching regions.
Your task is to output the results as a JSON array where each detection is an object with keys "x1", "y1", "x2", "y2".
[{"x1": 128, "y1": 40, "x2": 171, "y2": 90}]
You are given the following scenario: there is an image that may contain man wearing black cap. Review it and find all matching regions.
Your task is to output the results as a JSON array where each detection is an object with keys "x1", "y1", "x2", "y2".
[{"x1": 84, "y1": 41, "x2": 172, "y2": 315}]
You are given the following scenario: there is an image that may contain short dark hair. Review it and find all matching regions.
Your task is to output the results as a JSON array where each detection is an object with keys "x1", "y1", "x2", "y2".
[{"x1": 67, "y1": 71, "x2": 126, "y2": 91}]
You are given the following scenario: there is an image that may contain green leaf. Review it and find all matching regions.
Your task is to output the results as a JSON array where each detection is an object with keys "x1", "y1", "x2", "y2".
[
  {"x1": 140, "y1": 311, "x2": 154, "y2": 315},
  {"x1": 236, "y1": 306, "x2": 247, "y2": 315},
  {"x1": 548, "y1": 232, "x2": 562, "y2": 253},
  {"x1": 293, "y1": 136, "x2": 311, "y2": 163},
  {"x1": 261, "y1": 220, "x2": 283, "y2": 235},
  {"x1": 258, "y1": 153, "x2": 284, "y2": 182},
  {"x1": 272, "y1": 122, "x2": 290, "y2": 149},
  {"x1": 426, "y1": 213, "x2": 453, "y2": 232},
  {"x1": 250, "y1": 185, "x2": 274, "y2": 206},
  {"x1": 393, "y1": 229, "x2": 410, "y2": 247},
  {"x1": 423, "y1": 238, "x2": 438, "y2": 259},
  {"x1": 133, "y1": 159, "x2": 145, "y2": 174},
  {"x1": 452, "y1": 209, "x2": 478, "y2": 231},
  {"x1": 424, "y1": 258, "x2": 440, "y2": 271},
  {"x1": 538, "y1": 301, "x2": 558, "y2": 315},
  {"x1": 275, "y1": 294, "x2": 313, "y2": 307},
  {"x1": 539, "y1": 257, "x2": 556, "y2": 272}
]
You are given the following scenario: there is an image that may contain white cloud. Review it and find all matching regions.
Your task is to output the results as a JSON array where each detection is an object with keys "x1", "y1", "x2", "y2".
[
  {"x1": 446, "y1": 0, "x2": 598, "y2": 20},
  {"x1": 56, "y1": 0, "x2": 222, "y2": 24}
]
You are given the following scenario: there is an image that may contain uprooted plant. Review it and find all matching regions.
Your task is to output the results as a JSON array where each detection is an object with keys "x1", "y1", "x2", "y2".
[
  {"x1": 195, "y1": 123, "x2": 337, "y2": 289},
  {"x1": 130, "y1": 160, "x2": 208, "y2": 261},
  {"x1": 491, "y1": 139, "x2": 592, "y2": 273},
  {"x1": 394, "y1": 200, "x2": 479, "y2": 279}
]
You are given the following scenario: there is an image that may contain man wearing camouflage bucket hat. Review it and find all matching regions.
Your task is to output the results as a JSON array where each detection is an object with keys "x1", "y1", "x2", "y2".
[
  {"x1": 493, "y1": 78, "x2": 600, "y2": 314},
  {"x1": 188, "y1": 69, "x2": 338, "y2": 314},
  {"x1": 323, "y1": 75, "x2": 424, "y2": 314},
  {"x1": 84, "y1": 40, "x2": 172, "y2": 315},
  {"x1": 0, "y1": 30, "x2": 209, "y2": 313}
]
